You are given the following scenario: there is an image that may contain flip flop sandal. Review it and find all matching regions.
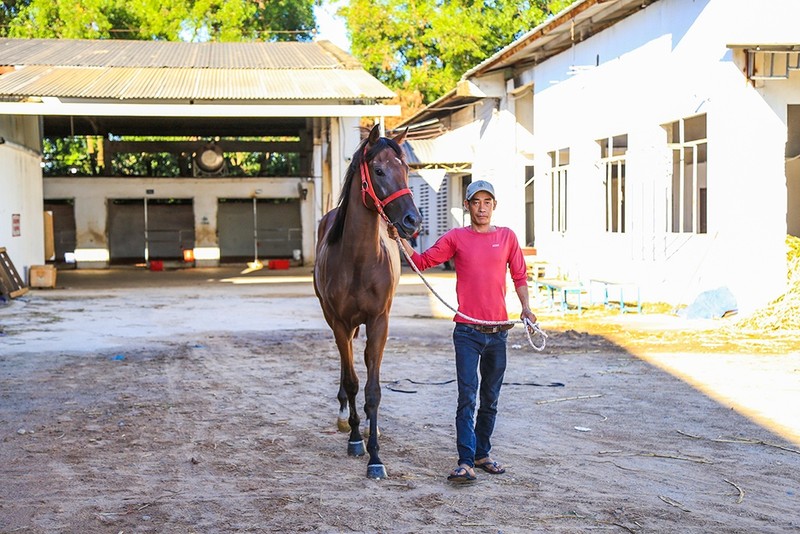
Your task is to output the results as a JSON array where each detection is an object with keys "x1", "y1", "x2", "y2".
[
  {"x1": 447, "y1": 466, "x2": 477, "y2": 483},
  {"x1": 475, "y1": 461, "x2": 506, "y2": 474}
]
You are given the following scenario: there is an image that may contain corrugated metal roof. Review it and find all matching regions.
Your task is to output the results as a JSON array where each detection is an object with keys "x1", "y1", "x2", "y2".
[
  {"x1": 0, "y1": 38, "x2": 394, "y2": 102},
  {"x1": 0, "y1": 38, "x2": 353, "y2": 69},
  {"x1": 404, "y1": 137, "x2": 474, "y2": 166},
  {"x1": 0, "y1": 65, "x2": 395, "y2": 100}
]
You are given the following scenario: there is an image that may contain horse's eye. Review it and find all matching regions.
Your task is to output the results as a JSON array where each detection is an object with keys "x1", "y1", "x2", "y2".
[{"x1": 374, "y1": 168, "x2": 385, "y2": 176}]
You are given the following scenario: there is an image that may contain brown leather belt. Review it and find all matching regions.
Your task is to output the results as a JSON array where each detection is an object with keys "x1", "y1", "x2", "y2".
[{"x1": 469, "y1": 323, "x2": 514, "y2": 334}]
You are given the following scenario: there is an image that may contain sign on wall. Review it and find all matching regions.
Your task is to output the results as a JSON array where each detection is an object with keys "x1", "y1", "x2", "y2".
[{"x1": 11, "y1": 214, "x2": 20, "y2": 237}]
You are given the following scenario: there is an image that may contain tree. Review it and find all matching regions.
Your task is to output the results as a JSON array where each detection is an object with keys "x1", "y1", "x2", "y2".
[
  {"x1": 1, "y1": 0, "x2": 316, "y2": 42},
  {"x1": 342, "y1": 0, "x2": 573, "y2": 105}
]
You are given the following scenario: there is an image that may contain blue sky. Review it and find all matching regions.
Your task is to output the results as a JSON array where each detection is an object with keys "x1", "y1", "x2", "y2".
[{"x1": 314, "y1": 0, "x2": 350, "y2": 51}]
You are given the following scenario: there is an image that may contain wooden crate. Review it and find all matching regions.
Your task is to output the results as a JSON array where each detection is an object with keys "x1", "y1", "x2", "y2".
[
  {"x1": 0, "y1": 247, "x2": 29, "y2": 298},
  {"x1": 29, "y1": 265, "x2": 57, "y2": 288}
]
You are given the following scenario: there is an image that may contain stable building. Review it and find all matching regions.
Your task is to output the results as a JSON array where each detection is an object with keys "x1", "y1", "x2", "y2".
[
  {"x1": 397, "y1": 0, "x2": 800, "y2": 314},
  {"x1": 0, "y1": 38, "x2": 398, "y2": 276}
]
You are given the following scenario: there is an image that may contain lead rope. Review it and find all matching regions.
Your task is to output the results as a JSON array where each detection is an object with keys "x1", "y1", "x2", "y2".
[{"x1": 394, "y1": 237, "x2": 547, "y2": 351}]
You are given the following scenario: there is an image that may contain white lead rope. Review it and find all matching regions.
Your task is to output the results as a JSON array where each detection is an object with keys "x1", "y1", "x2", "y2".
[{"x1": 395, "y1": 237, "x2": 547, "y2": 351}]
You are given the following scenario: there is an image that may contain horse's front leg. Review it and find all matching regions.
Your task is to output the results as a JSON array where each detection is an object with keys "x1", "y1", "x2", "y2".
[
  {"x1": 363, "y1": 315, "x2": 389, "y2": 479},
  {"x1": 333, "y1": 324, "x2": 364, "y2": 457}
]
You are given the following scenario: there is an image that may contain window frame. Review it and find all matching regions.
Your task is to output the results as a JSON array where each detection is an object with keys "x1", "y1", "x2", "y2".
[
  {"x1": 663, "y1": 114, "x2": 708, "y2": 234},
  {"x1": 597, "y1": 134, "x2": 627, "y2": 233},
  {"x1": 549, "y1": 148, "x2": 569, "y2": 233}
]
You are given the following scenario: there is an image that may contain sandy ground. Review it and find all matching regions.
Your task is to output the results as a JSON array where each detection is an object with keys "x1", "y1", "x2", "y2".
[{"x1": 1, "y1": 266, "x2": 799, "y2": 533}]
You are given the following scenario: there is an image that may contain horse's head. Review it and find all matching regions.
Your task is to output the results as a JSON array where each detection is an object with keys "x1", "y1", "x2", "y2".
[{"x1": 361, "y1": 125, "x2": 422, "y2": 239}]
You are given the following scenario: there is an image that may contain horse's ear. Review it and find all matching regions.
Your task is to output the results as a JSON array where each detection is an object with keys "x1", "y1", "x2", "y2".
[
  {"x1": 392, "y1": 128, "x2": 408, "y2": 146},
  {"x1": 368, "y1": 124, "x2": 381, "y2": 146}
]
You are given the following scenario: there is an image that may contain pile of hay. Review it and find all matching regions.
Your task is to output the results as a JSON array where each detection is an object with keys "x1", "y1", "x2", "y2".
[{"x1": 737, "y1": 235, "x2": 800, "y2": 331}]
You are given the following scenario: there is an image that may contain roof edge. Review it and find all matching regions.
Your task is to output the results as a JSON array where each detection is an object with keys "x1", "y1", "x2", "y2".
[
  {"x1": 462, "y1": 0, "x2": 660, "y2": 80},
  {"x1": 316, "y1": 40, "x2": 362, "y2": 69}
]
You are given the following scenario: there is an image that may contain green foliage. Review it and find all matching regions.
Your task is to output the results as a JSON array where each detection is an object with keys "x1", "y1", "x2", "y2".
[
  {"x1": 113, "y1": 152, "x2": 183, "y2": 177},
  {"x1": 228, "y1": 152, "x2": 300, "y2": 177},
  {"x1": 42, "y1": 138, "x2": 95, "y2": 176},
  {"x1": 1, "y1": 0, "x2": 316, "y2": 41},
  {"x1": 41, "y1": 136, "x2": 300, "y2": 177},
  {"x1": 342, "y1": 0, "x2": 574, "y2": 103}
]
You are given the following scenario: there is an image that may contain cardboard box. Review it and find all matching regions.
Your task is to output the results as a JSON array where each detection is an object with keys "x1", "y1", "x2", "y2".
[{"x1": 29, "y1": 265, "x2": 57, "y2": 288}]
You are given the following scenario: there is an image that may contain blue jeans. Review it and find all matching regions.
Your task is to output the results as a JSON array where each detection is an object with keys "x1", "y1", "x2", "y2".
[{"x1": 452, "y1": 323, "x2": 508, "y2": 468}]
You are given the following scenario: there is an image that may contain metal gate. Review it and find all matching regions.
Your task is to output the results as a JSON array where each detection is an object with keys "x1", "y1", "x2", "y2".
[
  {"x1": 410, "y1": 172, "x2": 453, "y2": 251},
  {"x1": 217, "y1": 198, "x2": 302, "y2": 262},
  {"x1": 107, "y1": 199, "x2": 195, "y2": 264}
]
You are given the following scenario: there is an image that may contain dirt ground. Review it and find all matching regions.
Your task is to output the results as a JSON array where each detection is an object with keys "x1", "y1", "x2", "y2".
[{"x1": 1, "y1": 266, "x2": 799, "y2": 533}]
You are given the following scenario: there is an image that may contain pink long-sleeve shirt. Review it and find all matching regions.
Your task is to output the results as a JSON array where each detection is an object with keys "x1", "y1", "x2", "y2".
[{"x1": 409, "y1": 226, "x2": 528, "y2": 324}]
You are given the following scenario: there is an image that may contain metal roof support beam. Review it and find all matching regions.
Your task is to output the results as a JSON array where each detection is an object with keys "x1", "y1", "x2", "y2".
[{"x1": 0, "y1": 102, "x2": 401, "y2": 118}]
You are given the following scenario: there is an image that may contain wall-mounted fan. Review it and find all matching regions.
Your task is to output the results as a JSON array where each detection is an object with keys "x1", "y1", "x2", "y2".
[{"x1": 193, "y1": 142, "x2": 226, "y2": 176}]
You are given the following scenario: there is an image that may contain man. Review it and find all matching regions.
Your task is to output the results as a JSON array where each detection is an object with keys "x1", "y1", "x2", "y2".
[{"x1": 388, "y1": 179, "x2": 537, "y2": 483}]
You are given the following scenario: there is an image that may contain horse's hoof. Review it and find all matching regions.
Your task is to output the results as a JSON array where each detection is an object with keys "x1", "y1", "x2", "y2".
[
  {"x1": 347, "y1": 440, "x2": 365, "y2": 456},
  {"x1": 367, "y1": 464, "x2": 388, "y2": 479},
  {"x1": 337, "y1": 418, "x2": 350, "y2": 432}
]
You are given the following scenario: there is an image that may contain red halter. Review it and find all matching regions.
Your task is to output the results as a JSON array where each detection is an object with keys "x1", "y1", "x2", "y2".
[{"x1": 360, "y1": 145, "x2": 413, "y2": 223}]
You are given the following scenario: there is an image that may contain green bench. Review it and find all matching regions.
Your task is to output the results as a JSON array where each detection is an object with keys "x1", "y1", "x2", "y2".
[
  {"x1": 534, "y1": 278, "x2": 585, "y2": 313},
  {"x1": 589, "y1": 279, "x2": 641, "y2": 313}
]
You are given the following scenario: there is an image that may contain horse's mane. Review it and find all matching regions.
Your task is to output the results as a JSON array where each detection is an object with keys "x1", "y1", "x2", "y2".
[{"x1": 325, "y1": 135, "x2": 404, "y2": 245}]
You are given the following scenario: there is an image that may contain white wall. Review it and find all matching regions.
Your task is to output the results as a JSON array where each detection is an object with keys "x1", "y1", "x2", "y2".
[
  {"x1": 0, "y1": 115, "x2": 44, "y2": 283},
  {"x1": 327, "y1": 116, "x2": 362, "y2": 208},
  {"x1": 463, "y1": 0, "x2": 799, "y2": 312}
]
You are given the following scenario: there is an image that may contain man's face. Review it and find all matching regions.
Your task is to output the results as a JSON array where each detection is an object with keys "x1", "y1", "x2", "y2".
[{"x1": 464, "y1": 191, "x2": 496, "y2": 225}]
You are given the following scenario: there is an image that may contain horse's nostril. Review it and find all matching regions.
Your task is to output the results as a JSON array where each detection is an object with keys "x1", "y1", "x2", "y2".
[{"x1": 404, "y1": 213, "x2": 422, "y2": 232}]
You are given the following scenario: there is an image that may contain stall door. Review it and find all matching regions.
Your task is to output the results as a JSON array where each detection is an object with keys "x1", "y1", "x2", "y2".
[
  {"x1": 218, "y1": 198, "x2": 302, "y2": 262},
  {"x1": 146, "y1": 199, "x2": 195, "y2": 260},
  {"x1": 43, "y1": 199, "x2": 76, "y2": 264},
  {"x1": 108, "y1": 199, "x2": 146, "y2": 264},
  {"x1": 108, "y1": 198, "x2": 194, "y2": 264}
]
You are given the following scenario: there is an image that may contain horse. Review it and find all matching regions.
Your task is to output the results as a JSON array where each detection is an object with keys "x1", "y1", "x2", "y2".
[{"x1": 313, "y1": 124, "x2": 422, "y2": 479}]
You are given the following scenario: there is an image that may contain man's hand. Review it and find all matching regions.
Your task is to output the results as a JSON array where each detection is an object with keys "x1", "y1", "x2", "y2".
[
  {"x1": 387, "y1": 224, "x2": 399, "y2": 240},
  {"x1": 521, "y1": 308, "x2": 538, "y2": 332}
]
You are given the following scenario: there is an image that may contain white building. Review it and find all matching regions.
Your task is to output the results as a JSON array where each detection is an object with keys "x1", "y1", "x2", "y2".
[
  {"x1": 0, "y1": 38, "x2": 398, "y2": 278},
  {"x1": 399, "y1": 0, "x2": 800, "y2": 314}
]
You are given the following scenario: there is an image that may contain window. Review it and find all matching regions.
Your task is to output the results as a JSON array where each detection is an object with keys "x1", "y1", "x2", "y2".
[
  {"x1": 524, "y1": 165, "x2": 535, "y2": 245},
  {"x1": 597, "y1": 135, "x2": 627, "y2": 233},
  {"x1": 549, "y1": 148, "x2": 569, "y2": 232},
  {"x1": 746, "y1": 48, "x2": 800, "y2": 80},
  {"x1": 663, "y1": 114, "x2": 707, "y2": 234}
]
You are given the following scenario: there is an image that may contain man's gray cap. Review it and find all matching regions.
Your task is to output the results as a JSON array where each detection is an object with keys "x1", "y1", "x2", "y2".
[{"x1": 465, "y1": 180, "x2": 495, "y2": 200}]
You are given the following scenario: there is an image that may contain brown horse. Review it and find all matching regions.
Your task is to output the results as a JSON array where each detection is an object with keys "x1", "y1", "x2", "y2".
[{"x1": 313, "y1": 125, "x2": 422, "y2": 479}]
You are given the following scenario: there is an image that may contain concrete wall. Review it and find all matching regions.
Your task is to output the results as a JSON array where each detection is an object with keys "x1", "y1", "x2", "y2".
[
  {"x1": 44, "y1": 176, "x2": 317, "y2": 268},
  {"x1": 0, "y1": 115, "x2": 44, "y2": 283}
]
